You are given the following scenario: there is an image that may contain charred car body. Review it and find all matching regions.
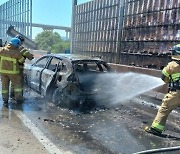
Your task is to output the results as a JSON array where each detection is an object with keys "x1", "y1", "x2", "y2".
[{"x1": 24, "y1": 54, "x2": 112, "y2": 110}]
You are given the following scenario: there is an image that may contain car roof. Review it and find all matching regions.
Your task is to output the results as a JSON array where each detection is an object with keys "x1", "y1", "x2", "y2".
[{"x1": 49, "y1": 53, "x2": 103, "y2": 61}]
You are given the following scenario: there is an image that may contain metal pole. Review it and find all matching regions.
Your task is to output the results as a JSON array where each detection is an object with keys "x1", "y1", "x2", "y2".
[
  {"x1": 66, "y1": 31, "x2": 68, "y2": 41},
  {"x1": 0, "y1": 5, "x2": 2, "y2": 37},
  {"x1": 71, "y1": 0, "x2": 77, "y2": 53},
  {"x1": 117, "y1": 0, "x2": 125, "y2": 64},
  {"x1": 30, "y1": 0, "x2": 32, "y2": 39}
]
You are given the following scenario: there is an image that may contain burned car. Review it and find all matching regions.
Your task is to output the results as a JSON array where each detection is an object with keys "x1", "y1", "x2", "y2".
[{"x1": 24, "y1": 54, "x2": 112, "y2": 110}]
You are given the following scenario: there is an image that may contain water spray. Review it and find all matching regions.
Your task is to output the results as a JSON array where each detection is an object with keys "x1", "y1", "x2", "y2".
[{"x1": 92, "y1": 72, "x2": 164, "y2": 107}]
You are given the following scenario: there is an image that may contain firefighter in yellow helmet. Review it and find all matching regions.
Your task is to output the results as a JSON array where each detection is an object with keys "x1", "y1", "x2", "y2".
[
  {"x1": 145, "y1": 44, "x2": 180, "y2": 135},
  {"x1": 10, "y1": 35, "x2": 34, "y2": 99},
  {"x1": 0, "y1": 38, "x2": 26, "y2": 106}
]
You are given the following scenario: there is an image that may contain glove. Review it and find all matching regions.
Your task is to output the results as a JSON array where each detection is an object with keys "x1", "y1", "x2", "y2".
[{"x1": 27, "y1": 53, "x2": 34, "y2": 60}]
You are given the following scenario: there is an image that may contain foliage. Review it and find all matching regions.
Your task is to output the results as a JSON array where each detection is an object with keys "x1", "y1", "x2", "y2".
[{"x1": 35, "y1": 31, "x2": 70, "y2": 53}]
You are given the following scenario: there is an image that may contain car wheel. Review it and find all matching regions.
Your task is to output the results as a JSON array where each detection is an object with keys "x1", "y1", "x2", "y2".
[{"x1": 52, "y1": 88, "x2": 69, "y2": 108}]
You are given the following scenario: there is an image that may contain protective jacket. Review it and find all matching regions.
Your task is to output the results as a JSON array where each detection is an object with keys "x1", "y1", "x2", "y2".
[
  {"x1": 0, "y1": 44, "x2": 25, "y2": 103},
  {"x1": 162, "y1": 61, "x2": 180, "y2": 90},
  {"x1": 0, "y1": 44, "x2": 25, "y2": 74},
  {"x1": 151, "y1": 60, "x2": 180, "y2": 133}
]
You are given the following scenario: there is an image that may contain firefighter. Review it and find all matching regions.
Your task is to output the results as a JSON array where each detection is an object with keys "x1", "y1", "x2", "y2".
[
  {"x1": 145, "y1": 44, "x2": 180, "y2": 135},
  {"x1": 10, "y1": 35, "x2": 34, "y2": 98},
  {"x1": 0, "y1": 38, "x2": 25, "y2": 106}
]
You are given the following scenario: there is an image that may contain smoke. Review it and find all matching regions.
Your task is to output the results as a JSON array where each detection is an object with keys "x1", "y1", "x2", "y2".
[{"x1": 92, "y1": 72, "x2": 164, "y2": 107}]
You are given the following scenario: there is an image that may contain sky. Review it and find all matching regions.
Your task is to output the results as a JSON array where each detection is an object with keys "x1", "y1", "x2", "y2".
[{"x1": 0, "y1": 0, "x2": 91, "y2": 38}]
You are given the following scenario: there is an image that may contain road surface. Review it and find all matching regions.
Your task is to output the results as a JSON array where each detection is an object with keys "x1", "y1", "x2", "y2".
[{"x1": 0, "y1": 86, "x2": 180, "y2": 154}]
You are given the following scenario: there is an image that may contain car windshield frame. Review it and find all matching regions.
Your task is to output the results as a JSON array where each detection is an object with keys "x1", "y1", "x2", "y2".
[{"x1": 72, "y1": 60, "x2": 111, "y2": 72}]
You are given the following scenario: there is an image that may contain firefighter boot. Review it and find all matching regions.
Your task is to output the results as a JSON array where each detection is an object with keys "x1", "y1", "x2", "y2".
[{"x1": 145, "y1": 126, "x2": 162, "y2": 136}]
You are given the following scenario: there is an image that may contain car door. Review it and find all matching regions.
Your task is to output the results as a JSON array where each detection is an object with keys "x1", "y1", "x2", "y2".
[
  {"x1": 28, "y1": 56, "x2": 50, "y2": 92},
  {"x1": 40, "y1": 57, "x2": 62, "y2": 96}
]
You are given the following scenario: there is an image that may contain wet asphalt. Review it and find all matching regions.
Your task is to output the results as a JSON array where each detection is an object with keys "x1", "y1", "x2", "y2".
[{"x1": 0, "y1": 86, "x2": 180, "y2": 154}]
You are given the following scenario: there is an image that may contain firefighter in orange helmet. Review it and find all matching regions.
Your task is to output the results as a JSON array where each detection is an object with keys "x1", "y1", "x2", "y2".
[
  {"x1": 10, "y1": 35, "x2": 34, "y2": 99},
  {"x1": 0, "y1": 38, "x2": 25, "y2": 106},
  {"x1": 145, "y1": 44, "x2": 180, "y2": 135}
]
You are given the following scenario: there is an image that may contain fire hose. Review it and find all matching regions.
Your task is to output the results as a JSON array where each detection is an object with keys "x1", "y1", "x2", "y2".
[{"x1": 133, "y1": 146, "x2": 180, "y2": 154}]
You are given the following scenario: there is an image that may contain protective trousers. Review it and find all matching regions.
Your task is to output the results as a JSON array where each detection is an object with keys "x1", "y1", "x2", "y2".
[
  {"x1": 152, "y1": 90, "x2": 180, "y2": 131},
  {"x1": 1, "y1": 74, "x2": 23, "y2": 102},
  {"x1": 10, "y1": 66, "x2": 24, "y2": 98}
]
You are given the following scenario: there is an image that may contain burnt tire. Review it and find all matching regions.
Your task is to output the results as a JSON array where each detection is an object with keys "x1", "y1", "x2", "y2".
[{"x1": 52, "y1": 88, "x2": 69, "y2": 108}]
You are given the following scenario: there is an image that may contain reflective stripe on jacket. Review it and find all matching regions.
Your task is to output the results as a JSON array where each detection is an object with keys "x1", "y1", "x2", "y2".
[
  {"x1": 162, "y1": 61, "x2": 180, "y2": 80},
  {"x1": 0, "y1": 56, "x2": 20, "y2": 74},
  {"x1": 0, "y1": 44, "x2": 25, "y2": 74},
  {"x1": 171, "y1": 73, "x2": 180, "y2": 82},
  {"x1": 20, "y1": 46, "x2": 34, "y2": 60},
  {"x1": 162, "y1": 69, "x2": 180, "y2": 82}
]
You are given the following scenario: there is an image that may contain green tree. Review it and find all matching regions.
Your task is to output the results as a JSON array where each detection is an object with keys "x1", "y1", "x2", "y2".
[{"x1": 35, "y1": 31, "x2": 70, "y2": 53}]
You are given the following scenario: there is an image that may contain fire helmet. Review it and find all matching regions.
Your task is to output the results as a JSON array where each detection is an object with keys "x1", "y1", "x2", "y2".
[
  {"x1": 171, "y1": 44, "x2": 180, "y2": 60},
  {"x1": 9, "y1": 38, "x2": 22, "y2": 48},
  {"x1": 15, "y1": 35, "x2": 25, "y2": 42}
]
